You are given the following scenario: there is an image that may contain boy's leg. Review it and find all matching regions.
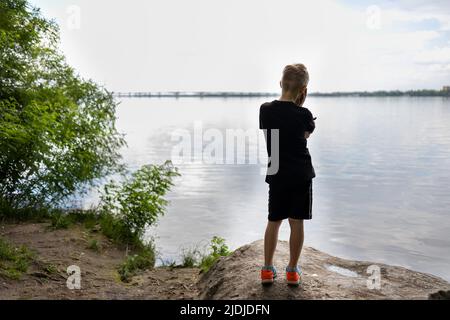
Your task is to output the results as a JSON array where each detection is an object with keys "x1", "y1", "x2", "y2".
[
  {"x1": 264, "y1": 220, "x2": 282, "y2": 266},
  {"x1": 288, "y1": 218, "x2": 304, "y2": 268}
]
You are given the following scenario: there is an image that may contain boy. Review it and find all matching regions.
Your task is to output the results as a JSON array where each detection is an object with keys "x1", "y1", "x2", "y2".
[{"x1": 259, "y1": 64, "x2": 316, "y2": 286}]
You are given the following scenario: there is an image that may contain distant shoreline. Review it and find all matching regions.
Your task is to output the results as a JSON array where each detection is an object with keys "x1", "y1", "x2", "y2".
[{"x1": 113, "y1": 90, "x2": 450, "y2": 98}]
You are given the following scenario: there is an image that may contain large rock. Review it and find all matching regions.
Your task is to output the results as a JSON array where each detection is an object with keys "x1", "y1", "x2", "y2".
[{"x1": 197, "y1": 240, "x2": 450, "y2": 300}]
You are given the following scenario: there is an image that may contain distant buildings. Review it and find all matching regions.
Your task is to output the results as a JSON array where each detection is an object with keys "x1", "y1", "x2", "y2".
[{"x1": 443, "y1": 86, "x2": 450, "y2": 92}]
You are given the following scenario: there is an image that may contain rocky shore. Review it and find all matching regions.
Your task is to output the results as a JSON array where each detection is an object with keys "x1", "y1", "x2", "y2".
[
  {"x1": 1, "y1": 223, "x2": 449, "y2": 300},
  {"x1": 198, "y1": 240, "x2": 450, "y2": 300}
]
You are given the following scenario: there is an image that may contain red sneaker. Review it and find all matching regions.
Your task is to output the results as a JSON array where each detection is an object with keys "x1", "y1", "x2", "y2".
[
  {"x1": 286, "y1": 266, "x2": 302, "y2": 286},
  {"x1": 261, "y1": 266, "x2": 277, "y2": 285}
]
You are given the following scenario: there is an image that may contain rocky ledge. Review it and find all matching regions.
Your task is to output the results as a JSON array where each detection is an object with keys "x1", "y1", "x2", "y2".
[{"x1": 198, "y1": 240, "x2": 450, "y2": 300}]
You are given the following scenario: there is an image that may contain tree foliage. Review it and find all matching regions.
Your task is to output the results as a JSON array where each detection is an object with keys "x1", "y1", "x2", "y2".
[{"x1": 0, "y1": 0, "x2": 125, "y2": 208}]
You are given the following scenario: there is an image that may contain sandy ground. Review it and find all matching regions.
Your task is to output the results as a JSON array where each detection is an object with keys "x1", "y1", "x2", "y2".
[{"x1": 0, "y1": 222, "x2": 200, "y2": 300}]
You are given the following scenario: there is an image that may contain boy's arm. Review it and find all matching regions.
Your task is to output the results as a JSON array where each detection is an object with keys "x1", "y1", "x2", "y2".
[
  {"x1": 259, "y1": 105, "x2": 267, "y2": 129},
  {"x1": 304, "y1": 108, "x2": 316, "y2": 139}
]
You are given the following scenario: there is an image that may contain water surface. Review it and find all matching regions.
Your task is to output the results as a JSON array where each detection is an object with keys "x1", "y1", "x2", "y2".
[{"x1": 98, "y1": 96, "x2": 450, "y2": 280}]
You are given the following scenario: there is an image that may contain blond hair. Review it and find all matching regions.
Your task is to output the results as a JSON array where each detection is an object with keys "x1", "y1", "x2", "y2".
[{"x1": 282, "y1": 64, "x2": 309, "y2": 93}]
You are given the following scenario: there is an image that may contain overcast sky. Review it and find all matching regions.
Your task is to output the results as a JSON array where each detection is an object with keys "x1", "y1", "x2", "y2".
[{"x1": 30, "y1": 0, "x2": 450, "y2": 92}]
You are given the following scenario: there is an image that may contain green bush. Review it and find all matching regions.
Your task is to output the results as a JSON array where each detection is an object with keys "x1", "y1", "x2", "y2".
[
  {"x1": 100, "y1": 161, "x2": 180, "y2": 243},
  {"x1": 99, "y1": 162, "x2": 179, "y2": 282},
  {"x1": 0, "y1": 0, "x2": 125, "y2": 209},
  {"x1": 199, "y1": 237, "x2": 231, "y2": 273}
]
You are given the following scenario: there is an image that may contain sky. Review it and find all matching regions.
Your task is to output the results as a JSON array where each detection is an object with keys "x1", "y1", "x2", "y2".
[{"x1": 29, "y1": 0, "x2": 450, "y2": 93}]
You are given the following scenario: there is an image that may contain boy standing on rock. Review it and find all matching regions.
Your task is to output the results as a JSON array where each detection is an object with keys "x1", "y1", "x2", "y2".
[{"x1": 259, "y1": 64, "x2": 316, "y2": 286}]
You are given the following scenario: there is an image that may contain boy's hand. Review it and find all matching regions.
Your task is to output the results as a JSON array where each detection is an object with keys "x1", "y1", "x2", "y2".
[{"x1": 305, "y1": 132, "x2": 311, "y2": 139}]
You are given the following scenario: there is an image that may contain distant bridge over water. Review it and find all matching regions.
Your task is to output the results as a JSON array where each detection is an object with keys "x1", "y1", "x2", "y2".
[
  {"x1": 113, "y1": 89, "x2": 450, "y2": 98},
  {"x1": 113, "y1": 92, "x2": 279, "y2": 98}
]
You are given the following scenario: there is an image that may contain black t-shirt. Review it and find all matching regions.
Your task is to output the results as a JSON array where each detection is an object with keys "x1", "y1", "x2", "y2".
[{"x1": 259, "y1": 100, "x2": 316, "y2": 185}]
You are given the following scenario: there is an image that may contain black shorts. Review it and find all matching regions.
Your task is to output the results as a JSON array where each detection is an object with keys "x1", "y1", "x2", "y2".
[{"x1": 268, "y1": 180, "x2": 313, "y2": 221}]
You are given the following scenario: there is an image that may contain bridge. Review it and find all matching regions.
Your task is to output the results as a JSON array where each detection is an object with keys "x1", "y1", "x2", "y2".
[{"x1": 113, "y1": 92, "x2": 279, "y2": 98}]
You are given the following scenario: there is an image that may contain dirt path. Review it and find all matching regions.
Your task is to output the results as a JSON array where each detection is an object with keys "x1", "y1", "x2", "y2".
[{"x1": 0, "y1": 222, "x2": 200, "y2": 300}]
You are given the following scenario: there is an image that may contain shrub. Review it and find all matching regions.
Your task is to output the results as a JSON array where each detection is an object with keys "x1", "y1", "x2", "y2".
[
  {"x1": 100, "y1": 161, "x2": 180, "y2": 244},
  {"x1": 199, "y1": 237, "x2": 231, "y2": 273},
  {"x1": 99, "y1": 162, "x2": 179, "y2": 282}
]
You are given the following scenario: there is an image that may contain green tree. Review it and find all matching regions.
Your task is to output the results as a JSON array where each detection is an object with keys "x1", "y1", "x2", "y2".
[{"x1": 0, "y1": 0, "x2": 125, "y2": 208}]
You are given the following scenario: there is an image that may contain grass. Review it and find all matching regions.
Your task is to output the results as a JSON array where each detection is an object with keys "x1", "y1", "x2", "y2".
[
  {"x1": 0, "y1": 201, "x2": 98, "y2": 232},
  {"x1": 87, "y1": 239, "x2": 100, "y2": 252},
  {"x1": 181, "y1": 246, "x2": 202, "y2": 268},
  {"x1": 0, "y1": 238, "x2": 35, "y2": 280},
  {"x1": 0, "y1": 200, "x2": 101, "y2": 233},
  {"x1": 47, "y1": 210, "x2": 143, "y2": 251},
  {"x1": 118, "y1": 242, "x2": 156, "y2": 282},
  {"x1": 0, "y1": 202, "x2": 51, "y2": 224},
  {"x1": 159, "y1": 258, "x2": 178, "y2": 269},
  {"x1": 97, "y1": 212, "x2": 141, "y2": 247},
  {"x1": 49, "y1": 212, "x2": 72, "y2": 230},
  {"x1": 43, "y1": 263, "x2": 58, "y2": 274},
  {"x1": 180, "y1": 237, "x2": 232, "y2": 273},
  {"x1": 48, "y1": 210, "x2": 100, "y2": 231}
]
